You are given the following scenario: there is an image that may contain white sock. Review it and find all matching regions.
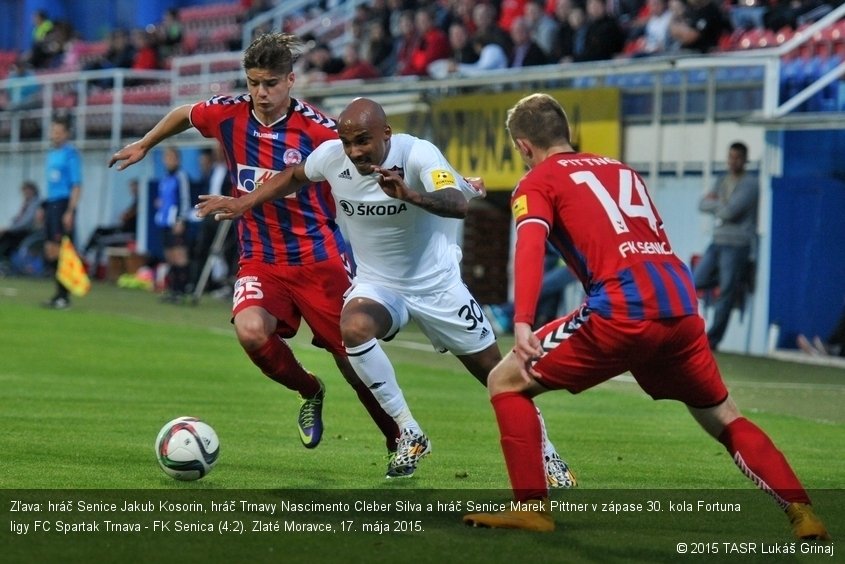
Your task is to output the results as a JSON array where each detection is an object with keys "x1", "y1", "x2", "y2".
[
  {"x1": 346, "y1": 338, "x2": 420, "y2": 433},
  {"x1": 536, "y1": 406, "x2": 558, "y2": 459}
]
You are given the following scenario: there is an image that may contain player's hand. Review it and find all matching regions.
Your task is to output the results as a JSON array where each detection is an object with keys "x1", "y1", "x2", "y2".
[
  {"x1": 465, "y1": 177, "x2": 487, "y2": 198},
  {"x1": 196, "y1": 195, "x2": 243, "y2": 221},
  {"x1": 513, "y1": 322, "x2": 543, "y2": 383},
  {"x1": 61, "y1": 210, "x2": 73, "y2": 231},
  {"x1": 372, "y1": 166, "x2": 413, "y2": 201},
  {"x1": 108, "y1": 141, "x2": 147, "y2": 170}
]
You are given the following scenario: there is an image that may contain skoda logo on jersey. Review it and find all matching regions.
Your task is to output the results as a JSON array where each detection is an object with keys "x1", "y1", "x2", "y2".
[
  {"x1": 339, "y1": 200, "x2": 355, "y2": 216},
  {"x1": 338, "y1": 199, "x2": 408, "y2": 216},
  {"x1": 236, "y1": 164, "x2": 278, "y2": 194}
]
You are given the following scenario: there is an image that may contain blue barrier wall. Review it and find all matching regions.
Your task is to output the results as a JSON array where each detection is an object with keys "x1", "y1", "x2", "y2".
[{"x1": 770, "y1": 129, "x2": 845, "y2": 348}]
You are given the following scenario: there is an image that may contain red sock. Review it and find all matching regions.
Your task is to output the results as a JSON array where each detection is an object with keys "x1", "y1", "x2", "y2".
[
  {"x1": 491, "y1": 391, "x2": 547, "y2": 503},
  {"x1": 718, "y1": 417, "x2": 811, "y2": 507},
  {"x1": 246, "y1": 336, "x2": 320, "y2": 397}
]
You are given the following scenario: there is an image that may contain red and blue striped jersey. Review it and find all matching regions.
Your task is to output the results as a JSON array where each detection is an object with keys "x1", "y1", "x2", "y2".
[
  {"x1": 512, "y1": 152, "x2": 697, "y2": 320},
  {"x1": 190, "y1": 95, "x2": 345, "y2": 265}
]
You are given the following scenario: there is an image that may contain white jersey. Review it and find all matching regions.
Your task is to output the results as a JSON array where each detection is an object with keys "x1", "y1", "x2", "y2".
[{"x1": 304, "y1": 134, "x2": 478, "y2": 293}]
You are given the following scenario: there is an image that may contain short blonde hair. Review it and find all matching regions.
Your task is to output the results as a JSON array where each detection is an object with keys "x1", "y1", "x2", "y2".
[{"x1": 506, "y1": 93, "x2": 570, "y2": 149}]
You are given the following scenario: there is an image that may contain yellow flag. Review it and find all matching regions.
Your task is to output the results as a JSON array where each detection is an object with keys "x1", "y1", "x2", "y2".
[{"x1": 57, "y1": 236, "x2": 91, "y2": 297}]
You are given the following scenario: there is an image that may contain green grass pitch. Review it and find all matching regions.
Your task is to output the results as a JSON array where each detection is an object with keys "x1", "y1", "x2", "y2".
[{"x1": 0, "y1": 278, "x2": 841, "y2": 563}]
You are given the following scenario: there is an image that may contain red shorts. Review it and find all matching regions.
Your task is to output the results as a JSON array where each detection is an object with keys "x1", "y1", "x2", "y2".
[
  {"x1": 232, "y1": 256, "x2": 351, "y2": 355},
  {"x1": 532, "y1": 307, "x2": 728, "y2": 408}
]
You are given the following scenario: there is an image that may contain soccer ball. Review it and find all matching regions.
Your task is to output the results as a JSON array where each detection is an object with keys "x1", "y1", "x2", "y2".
[{"x1": 154, "y1": 416, "x2": 220, "y2": 481}]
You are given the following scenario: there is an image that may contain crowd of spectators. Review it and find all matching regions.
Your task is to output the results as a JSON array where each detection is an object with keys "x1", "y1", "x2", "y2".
[
  {"x1": 289, "y1": 0, "x2": 838, "y2": 85},
  {"x1": 4, "y1": 0, "x2": 840, "y2": 89},
  {"x1": 18, "y1": 7, "x2": 188, "y2": 75}
]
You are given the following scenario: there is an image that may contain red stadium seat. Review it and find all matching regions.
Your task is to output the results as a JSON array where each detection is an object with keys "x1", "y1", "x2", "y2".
[
  {"x1": 756, "y1": 30, "x2": 777, "y2": 48},
  {"x1": 775, "y1": 27, "x2": 793, "y2": 46},
  {"x1": 737, "y1": 29, "x2": 764, "y2": 50}
]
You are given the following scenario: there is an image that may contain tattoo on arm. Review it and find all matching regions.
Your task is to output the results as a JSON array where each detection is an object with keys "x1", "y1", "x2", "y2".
[{"x1": 410, "y1": 188, "x2": 468, "y2": 218}]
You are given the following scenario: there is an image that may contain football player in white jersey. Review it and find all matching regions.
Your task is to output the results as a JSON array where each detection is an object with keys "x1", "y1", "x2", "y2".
[{"x1": 197, "y1": 98, "x2": 575, "y2": 485}]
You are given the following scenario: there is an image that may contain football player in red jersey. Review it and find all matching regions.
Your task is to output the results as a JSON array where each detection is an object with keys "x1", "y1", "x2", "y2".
[
  {"x1": 108, "y1": 33, "x2": 399, "y2": 454},
  {"x1": 463, "y1": 93, "x2": 829, "y2": 540}
]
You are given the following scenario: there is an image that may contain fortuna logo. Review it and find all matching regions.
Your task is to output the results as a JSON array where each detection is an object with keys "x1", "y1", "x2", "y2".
[{"x1": 338, "y1": 169, "x2": 352, "y2": 179}]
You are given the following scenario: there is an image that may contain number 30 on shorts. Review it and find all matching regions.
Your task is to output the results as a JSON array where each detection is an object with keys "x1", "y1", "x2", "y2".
[
  {"x1": 233, "y1": 279, "x2": 264, "y2": 307},
  {"x1": 458, "y1": 299, "x2": 485, "y2": 331}
]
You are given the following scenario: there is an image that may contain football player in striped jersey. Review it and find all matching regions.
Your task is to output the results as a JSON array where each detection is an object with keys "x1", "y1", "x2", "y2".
[
  {"x1": 109, "y1": 33, "x2": 399, "y2": 456},
  {"x1": 462, "y1": 93, "x2": 829, "y2": 540}
]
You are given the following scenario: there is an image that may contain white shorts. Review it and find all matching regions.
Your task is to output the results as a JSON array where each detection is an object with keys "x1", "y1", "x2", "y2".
[{"x1": 344, "y1": 280, "x2": 497, "y2": 355}]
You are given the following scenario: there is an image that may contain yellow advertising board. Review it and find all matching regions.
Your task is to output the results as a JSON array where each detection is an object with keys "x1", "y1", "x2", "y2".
[{"x1": 391, "y1": 88, "x2": 620, "y2": 191}]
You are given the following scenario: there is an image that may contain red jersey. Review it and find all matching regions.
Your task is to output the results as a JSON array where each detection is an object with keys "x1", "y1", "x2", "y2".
[
  {"x1": 190, "y1": 95, "x2": 345, "y2": 266},
  {"x1": 512, "y1": 152, "x2": 697, "y2": 321}
]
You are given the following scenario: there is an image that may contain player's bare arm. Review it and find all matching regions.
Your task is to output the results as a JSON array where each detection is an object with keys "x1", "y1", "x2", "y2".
[
  {"x1": 108, "y1": 105, "x2": 193, "y2": 170},
  {"x1": 373, "y1": 166, "x2": 468, "y2": 218},
  {"x1": 513, "y1": 322, "x2": 544, "y2": 383},
  {"x1": 195, "y1": 164, "x2": 309, "y2": 220}
]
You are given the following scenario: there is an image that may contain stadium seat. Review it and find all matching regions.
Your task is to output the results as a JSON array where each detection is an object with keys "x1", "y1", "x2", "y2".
[
  {"x1": 756, "y1": 30, "x2": 778, "y2": 49},
  {"x1": 0, "y1": 50, "x2": 18, "y2": 77},
  {"x1": 775, "y1": 27, "x2": 793, "y2": 46},
  {"x1": 737, "y1": 28, "x2": 764, "y2": 50},
  {"x1": 718, "y1": 30, "x2": 741, "y2": 52}
]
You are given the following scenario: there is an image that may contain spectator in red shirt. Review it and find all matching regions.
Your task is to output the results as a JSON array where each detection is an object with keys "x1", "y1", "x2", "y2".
[
  {"x1": 327, "y1": 44, "x2": 381, "y2": 82},
  {"x1": 499, "y1": 0, "x2": 529, "y2": 32},
  {"x1": 131, "y1": 28, "x2": 160, "y2": 70},
  {"x1": 403, "y1": 7, "x2": 451, "y2": 76}
]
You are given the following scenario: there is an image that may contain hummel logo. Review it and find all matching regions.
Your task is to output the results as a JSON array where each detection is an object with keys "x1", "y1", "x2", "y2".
[{"x1": 338, "y1": 169, "x2": 352, "y2": 179}]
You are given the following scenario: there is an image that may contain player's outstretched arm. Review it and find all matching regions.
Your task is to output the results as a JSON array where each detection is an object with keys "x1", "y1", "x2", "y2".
[
  {"x1": 373, "y1": 166, "x2": 468, "y2": 218},
  {"x1": 108, "y1": 105, "x2": 193, "y2": 170},
  {"x1": 195, "y1": 165, "x2": 309, "y2": 220}
]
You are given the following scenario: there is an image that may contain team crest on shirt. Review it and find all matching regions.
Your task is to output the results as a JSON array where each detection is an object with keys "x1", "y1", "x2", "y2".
[
  {"x1": 283, "y1": 149, "x2": 302, "y2": 165},
  {"x1": 512, "y1": 195, "x2": 528, "y2": 219},
  {"x1": 430, "y1": 169, "x2": 455, "y2": 190}
]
